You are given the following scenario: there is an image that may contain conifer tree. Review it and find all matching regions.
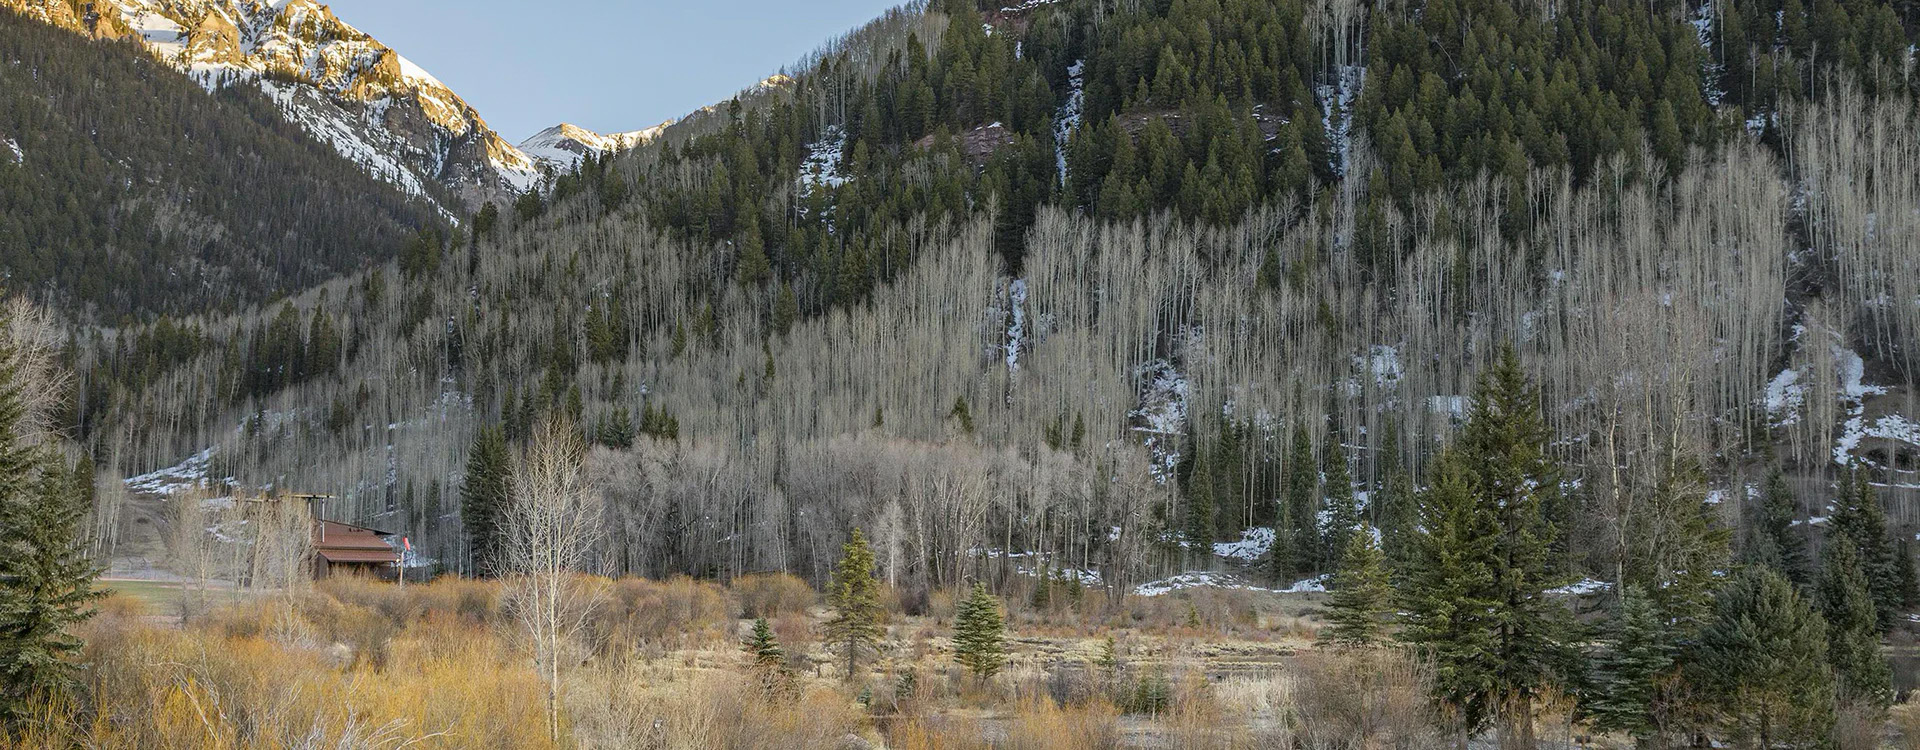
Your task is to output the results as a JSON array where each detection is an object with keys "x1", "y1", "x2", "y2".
[
  {"x1": 951, "y1": 582, "x2": 1005, "y2": 678},
  {"x1": 1399, "y1": 449, "x2": 1500, "y2": 739},
  {"x1": 1321, "y1": 441, "x2": 1361, "y2": 567},
  {"x1": 1583, "y1": 587, "x2": 1674, "y2": 744},
  {"x1": 1284, "y1": 423, "x2": 1319, "y2": 576},
  {"x1": 460, "y1": 425, "x2": 512, "y2": 576},
  {"x1": 1818, "y1": 540, "x2": 1892, "y2": 709},
  {"x1": 744, "y1": 616, "x2": 784, "y2": 668},
  {"x1": 1689, "y1": 568, "x2": 1834, "y2": 747},
  {"x1": 1829, "y1": 468, "x2": 1901, "y2": 629},
  {"x1": 1183, "y1": 446, "x2": 1218, "y2": 554},
  {"x1": 1321, "y1": 525, "x2": 1391, "y2": 647},
  {"x1": 1745, "y1": 469, "x2": 1810, "y2": 588},
  {"x1": 1454, "y1": 345, "x2": 1570, "y2": 748},
  {"x1": 827, "y1": 528, "x2": 885, "y2": 679},
  {"x1": 0, "y1": 341, "x2": 99, "y2": 723},
  {"x1": 1375, "y1": 424, "x2": 1419, "y2": 581}
]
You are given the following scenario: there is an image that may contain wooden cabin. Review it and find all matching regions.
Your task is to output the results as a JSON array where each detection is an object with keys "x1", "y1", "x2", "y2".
[{"x1": 311, "y1": 519, "x2": 401, "y2": 579}]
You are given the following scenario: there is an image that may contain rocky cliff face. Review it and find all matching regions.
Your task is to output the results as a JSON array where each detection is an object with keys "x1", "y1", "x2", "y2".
[{"x1": 5, "y1": 0, "x2": 541, "y2": 212}]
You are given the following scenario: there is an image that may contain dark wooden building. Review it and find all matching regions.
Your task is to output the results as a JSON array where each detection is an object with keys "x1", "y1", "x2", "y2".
[{"x1": 311, "y1": 519, "x2": 401, "y2": 579}]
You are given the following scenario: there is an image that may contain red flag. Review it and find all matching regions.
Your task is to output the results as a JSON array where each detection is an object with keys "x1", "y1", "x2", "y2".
[{"x1": 403, "y1": 536, "x2": 412, "y2": 552}]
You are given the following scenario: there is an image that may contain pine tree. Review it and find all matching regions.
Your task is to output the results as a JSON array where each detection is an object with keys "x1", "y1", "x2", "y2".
[
  {"x1": 1321, "y1": 441, "x2": 1361, "y2": 567},
  {"x1": 1183, "y1": 446, "x2": 1218, "y2": 554},
  {"x1": 1818, "y1": 540, "x2": 1892, "y2": 709},
  {"x1": 1284, "y1": 423, "x2": 1319, "y2": 576},
  {"x1": 1583, "y1": 587, "x2": 1675, "y2": 743},
  {"x1": 744, "y1": 616, "x2": 784, "y2": 668},
  {"x1": 1320, "y1": 525, "x2": 1391, "y2": 647},
  {"x1": 460, "y1": 425, "x2": 512, "y2": 576},
  {"x1": 827, "y1": 528, "x2": 885, "y2": 679},
  {"x1": 951, "y1": 582, "x2": 1006, "y2": 678},
  {"x1": 1455, "y1": 345, "x2": 1570, "y2": 748},
  {"x1": 1375, "y1": 423, "x2": 1419, "y2": 581},
  {"x1": 1745, "y1": 469, "x2": 1810, "y2": 588},
  {"x1": 1689, "y1": 568, "x2": 1834, "y2": 747},
  {"x1": 1398, "y1": 448, "x2": 1500, "y2": 738},
  {"x1": 0, "y1": 346, "x2": 100, "y2": 723},
  {"x1": 1829, "y1": 468, "x2": 1901, "y2": 629}
]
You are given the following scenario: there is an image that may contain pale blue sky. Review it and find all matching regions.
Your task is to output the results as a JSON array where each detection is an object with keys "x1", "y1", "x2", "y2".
[{"x1": 324, "y1": 0, "x2": 902, "y2": 142}]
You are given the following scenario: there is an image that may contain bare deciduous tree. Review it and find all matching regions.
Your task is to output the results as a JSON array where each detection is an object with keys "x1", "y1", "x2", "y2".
[{"x1": 502, "y1": 418, "x2": 606, "y2": 744}]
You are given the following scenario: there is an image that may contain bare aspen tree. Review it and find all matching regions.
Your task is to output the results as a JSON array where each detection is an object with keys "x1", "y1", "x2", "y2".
[{"x1": 503, "y1": 418, "x2": 606, "y2": 744}]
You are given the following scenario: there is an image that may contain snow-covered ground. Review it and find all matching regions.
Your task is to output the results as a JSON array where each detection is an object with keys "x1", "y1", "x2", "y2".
[
  {"x1": 1764, "y1": 367, "x2": 1805, "y2": 425},
  {"x1": 125, "y1": 447, "x2": 226, "y2": 496},
  {"x1": 1317, "y1": 64, "x2": 1366, "y2": 177},
  {"x1": 1130, "y1": 359, "x2": 1190, "y2": 482},
  {"x1": 2, "y1": 137, "x2": 19, "y2": 164},
  {"x1": 1548, "y1": 578, "x2": 1611, "y2": 596},
  {"x1": 1005, "y1": 279, "x2": 1028, "y2": 373},
  {"x1": 1212, "y1": 526, "x2": 1275, "y2": 561}
]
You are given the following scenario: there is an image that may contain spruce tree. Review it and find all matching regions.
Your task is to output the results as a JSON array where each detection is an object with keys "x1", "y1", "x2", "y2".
[
  {"x1": 827, "y1": 528, "x2": 885, "y2": 679},
  {"x1": 1818, "y1": 540, "x2": 1892, "y2": 709},
  {"x1": 1454, "y1": 345, "x2": 1570, "y2": 747},
  {"x1": 951, "y1": 582, "x2": 1006, "y2": 678},
  {"x1": 1284, "y1": 423, "x2": 1320, "y2": 576},
  {"x1": 460, "y1": 425, "x2": 512, "y2": 576},
  {"x1": 1321, "y1": 441, "x2": 1361, "y2": 567},
  {"x1": 0, "y1": 349, "x2": 100, "y2": 723},
  {"x1": 1375, "y1": 423, "x2": 1419, "y2": 582},
  {"x1": 1745, "y1": 469, "x2": 1810, "y2": 588},
  {"x1": 744, "y1": 616, "x2": 784, "y2": 667},
  {"x1": 1183, "y1": 446, "x2": 1218, "y2": 555},
  {"x1": 1689, "y1": 568, "x2": 1834, "y2": 747},
  {"x1": 1829, "y1": 468, "x2": 1901, "y2": 629},
  {"x1": 1398, "y1": 448, "x2": 1500, "y2": 738},
  {"x1": 1320, "y1": 525, "x2": 1391, "y2": 647},
  {"x1": 1583, "y1": 587, "x2": 1674, "y2": 744}
]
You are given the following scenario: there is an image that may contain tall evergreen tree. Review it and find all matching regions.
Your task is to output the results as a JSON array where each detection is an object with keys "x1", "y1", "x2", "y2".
[
  {"x1": 1399, "y1": 448, "x2": 1501, "y2": 741},
  {"x1": 1829, "y1": 468, "x2": 1901, "y2": 629},
  {"x1": 827, "y1": 528, "x2": 885, "y2": 679},
  {"x1": 951, "y1": 582, "x2": 1006, "y2": 678},
  {"x1": 1453, "y1": 345, "x2": 1571, "y2": 749},
  {"x1": 1818, "y1": 540, "x2": 1892, "y2": 709},
  {"x1": 1745, "y1": 469, "x2": 1810, "y2": 588},
  {"x1": 1375, "y1": 423, "x2": 1419, "y2": 581},
  {"x1": 0, "y1": 341, "x2": 100, "y2": 724},
  {"x1": 1321, "y1": 525, "x2": 1391, "y2": 647},
  {"x1": 1183, "y1": 446, "x2": 1218, "y2": 554},
  {"x1": 459, "y1": 425, "x2": 512, "y2": 576},
  {"x1": 1689, "y1": 568, "x2": 1834, "y2": 748},
  {"x1": 1582, "y1": 587, "x2": 1675, "y2": 744},
  {"x1": 1321, "y1": 440, "x2": 1362, "y2": 568},
  {"x1": 1284, "y1": 423, "x2": 1319, "y2": 576}
]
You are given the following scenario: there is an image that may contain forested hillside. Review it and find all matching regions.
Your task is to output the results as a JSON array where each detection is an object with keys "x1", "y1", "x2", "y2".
[
  {"x1": 71, "y1": 0, "x2": 1920, "y2": 602},
  {"x1": 0, "y1": 9, "x2": 441, "y2": 319}
]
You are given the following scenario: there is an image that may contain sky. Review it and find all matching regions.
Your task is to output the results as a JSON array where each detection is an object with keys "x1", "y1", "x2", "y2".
[{"x1": 323, "y1": 0, "x2": 904, "y2": 143}]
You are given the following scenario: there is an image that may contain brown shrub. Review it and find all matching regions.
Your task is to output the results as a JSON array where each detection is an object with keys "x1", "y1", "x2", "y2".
[
  {"x1": 1289, "y1": 647, "x2": 1438, "y2": 749},
  {"x1": 597, "y1": 576, "x2": 735, "y2": 651},
  {"x1": 1004, "y1": 695, "x2": 1122, "y2": 750},
  {"x1": 732, "y1": 572, "x2": 814, "y2": 618}
]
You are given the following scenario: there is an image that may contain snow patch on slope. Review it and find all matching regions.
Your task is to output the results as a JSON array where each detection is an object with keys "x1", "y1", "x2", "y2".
[
  {"x1": 1053, "y1": 59, "x2": 1084, "y2": 184},
  {"x1": 1130, "y1": 360, "x2": 1190, "y2": 482},
  {"x1": 1213, "y1": 526, "x2": 1274, "y2": 561}
]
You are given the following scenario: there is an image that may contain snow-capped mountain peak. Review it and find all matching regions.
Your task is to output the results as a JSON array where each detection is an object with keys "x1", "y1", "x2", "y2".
[
  {"x1": 6, "y1": 0, "x2": 541, "y2": 209},
  {"x1": 518, "y1": 121, "x2": 672, "y2": 172}
]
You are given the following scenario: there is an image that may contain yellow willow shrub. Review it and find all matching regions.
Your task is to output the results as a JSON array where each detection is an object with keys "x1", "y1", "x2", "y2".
[
  {"x1": 730, "y1": 572, "x2": 815, "y2": 618},
  {"x1": 1003, "y1": 695, "x2": 1122, "y2": 750},
  {"x1": 569, "y1": 669, "x2": 863, "y2": 749},
  {"x1": 596, "y1": 576, "x2": 734, "y2": 652},
  {"x1": 37, "y1": 599, "x2": 553, "y2": 749}
]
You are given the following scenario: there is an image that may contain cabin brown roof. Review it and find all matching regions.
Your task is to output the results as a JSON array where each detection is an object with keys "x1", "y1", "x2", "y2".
[{"x1": 312, "y1": 520, "x2": 399, "y2": 564}]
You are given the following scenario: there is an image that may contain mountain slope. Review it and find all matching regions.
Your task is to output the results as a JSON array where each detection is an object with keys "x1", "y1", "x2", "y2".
[
  {"x1": 4, "y1": 0, "x2": 541, "y2": 210},
  {"x1": 518, "y1": 121, "x2": 672, "y2": 173},
  {"x1": 76, "y1": 0, "x2": 1920, "y2": 593},
  {"x1": 0, "y1": 7, "x2": 439, "y2": 317}
]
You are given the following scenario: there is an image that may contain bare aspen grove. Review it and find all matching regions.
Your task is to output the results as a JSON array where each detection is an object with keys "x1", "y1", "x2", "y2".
[{"x1": 76, "y1": 83, "x2": 1916, "y2": 590}]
